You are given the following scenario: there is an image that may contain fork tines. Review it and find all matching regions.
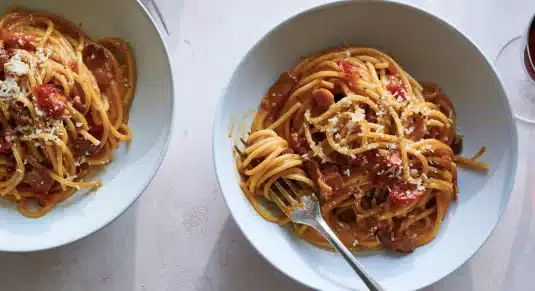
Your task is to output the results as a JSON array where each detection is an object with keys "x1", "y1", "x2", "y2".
[{"x1": 270, "y1": 179, "x2": 300, "y2": 214}]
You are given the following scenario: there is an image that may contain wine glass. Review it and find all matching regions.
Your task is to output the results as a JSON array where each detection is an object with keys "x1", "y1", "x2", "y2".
[{"x1": 495, "y1": 13, "x2": 535, "y2": 124}]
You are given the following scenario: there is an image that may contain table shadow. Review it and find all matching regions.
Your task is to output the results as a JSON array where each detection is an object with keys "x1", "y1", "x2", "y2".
[
  {"x1": 0, "y1": 204, "x2": 138, "y2": 291},
  {"x1": 425, "y1": 261, "x2": 475, "y2": 291},
  {"x1": 202, "y1": 218, "x2": 311, "y2": 291}
]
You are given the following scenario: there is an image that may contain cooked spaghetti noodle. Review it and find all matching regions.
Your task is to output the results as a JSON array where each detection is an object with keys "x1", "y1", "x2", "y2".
[
  {"x1": 236, "y1": 47, "x2": 488, "y2": 253},
  {"x1": 0, "y1": 7, "x2": 136, "y2": 218}
]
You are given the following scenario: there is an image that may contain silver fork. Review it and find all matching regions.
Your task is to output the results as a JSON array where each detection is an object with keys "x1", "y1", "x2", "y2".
[
  {"x1": 274, "y1": 179, "x2": 385, "y2": 291},
  {"x1": 235, "y1": 139, "x2": 384, "y2": 290}
]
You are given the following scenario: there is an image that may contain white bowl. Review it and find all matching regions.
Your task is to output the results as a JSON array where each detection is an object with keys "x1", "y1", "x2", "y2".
[
  {"x1": 213, "y1": 1, "x2": 517, "y2": 290},
  {"x1": 0, "y1": 0, "x2": 174, "y2": 251}
]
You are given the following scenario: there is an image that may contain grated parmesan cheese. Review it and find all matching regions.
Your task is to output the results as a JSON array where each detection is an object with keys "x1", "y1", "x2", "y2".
[
  {"x1": 5, "y1": 52, "x2": 29, "y2": 76},
  {"x1": 34, "y1": 105, "x2": 45, "y2": 116},
  {"x1": 377, "y1": 110, "x2": 386, "y2": 117},
  {"x1": 345, "y1": 168, "x2": 351, "y2": 176},
  {"x1": 36, "y1": 47, "x2": 51, "y2": 64},
  {"x1": 74, "y1": 157, "x2": 87, "y2": 167},
  {"x1": 304, "y1": 110, "x2": 311, "y2": 121},
  {"x1": 339, "y1": 146, "x2": 350, "y2": 154},
  {"x1": 421, "y1": 145, "x2": 434, "y2": 152},
  {"x1": 416, "y1": 178, "x2": 425, "y2": 191},
  {"x1": 328, "y1": 115, "x2": 339, "y2": 126},
  {"x1": 0, "y1": 76, "x2": 26, "y2": 99},
  {"x1": 348, "y1": 108, "x2": 365, "y2": 127},
  {"x1": 422, "y1": 107, "x2": 431, "y2": 116},
  {"x1": 339, "y1": 97, "x2": 352, "y2": 107}
]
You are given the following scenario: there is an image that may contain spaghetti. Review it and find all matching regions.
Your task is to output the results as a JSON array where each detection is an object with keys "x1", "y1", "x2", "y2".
[
  {"x1": 236, "y1": 47, "x2": 488, "y2": 253},
  {"x1": 0, "y1": 7, "x2": 136, "y2": 218}
]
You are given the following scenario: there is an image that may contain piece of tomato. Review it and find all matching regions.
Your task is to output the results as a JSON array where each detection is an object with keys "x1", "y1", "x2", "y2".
[
  {"x1": 34, "y1": 84, "x2": 67, "y2": 118},
  {"x1": 389, "y1": 183, "x2": 424, "y2": 205}
]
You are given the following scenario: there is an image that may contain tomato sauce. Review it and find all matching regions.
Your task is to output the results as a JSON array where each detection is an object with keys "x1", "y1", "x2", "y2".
[
  {"x1": 1, "y1": 29, "x2": 38, "y2": 51},
  {"x1": 34, "y1": 84, "x2": 67, "y2": 118}
]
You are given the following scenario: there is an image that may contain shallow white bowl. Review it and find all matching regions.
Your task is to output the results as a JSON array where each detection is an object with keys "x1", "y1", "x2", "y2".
[
  {"x1": 0, "y1": 0, "x2": 174, "y2": 251},
  {"x1": 213, "y1": 1, "x2": 517, "y2": 290}
]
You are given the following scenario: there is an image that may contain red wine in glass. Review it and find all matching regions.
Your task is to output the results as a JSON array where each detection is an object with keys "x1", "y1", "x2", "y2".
[
  {"x1": 525, "y1": 19, "x2": 535, "y2": 81},
  {"x1": 496, "y1": 13, "x2": 535, "y2": 123}
]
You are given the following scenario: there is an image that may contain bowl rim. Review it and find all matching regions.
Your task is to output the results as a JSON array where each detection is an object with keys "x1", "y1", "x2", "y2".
[
  {"x1": 1, "y1": 0, "x2": 176, "y2": 253},
  {"x1": 212, "y1": 0, "x2": 518, "y2": 290}
]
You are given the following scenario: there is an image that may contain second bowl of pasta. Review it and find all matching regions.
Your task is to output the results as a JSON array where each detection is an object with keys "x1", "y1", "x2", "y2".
[{"x1": 213, "y1": 1, "x2": 517, "y2": 290}]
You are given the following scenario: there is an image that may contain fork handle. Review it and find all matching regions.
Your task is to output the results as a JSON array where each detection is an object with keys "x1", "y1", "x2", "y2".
[{"x1": 313, "y1": 217, "x2": 385, "y2": 291}]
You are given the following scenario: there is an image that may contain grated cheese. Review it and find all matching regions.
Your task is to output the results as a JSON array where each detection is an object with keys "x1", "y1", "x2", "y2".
[
  {"x1": 35, "y1": 47, "x2": 51, "y2": 64},
  {"x1": 34, "y1": 104, "x2": 45, "y2": 116},
  {"x1": 377, "y1": 110, "x2": 386, "y2": 117},
  {"x1": 416, "y1": 178, "x2": 425, "y2": 191},
  {"x1": 422, "y1": 107, "x2": 431, "y2": 116},
  {"x1": 339, "y1": 146, "x2": 350, "y2": 154},
  {"x1": 5, "y1": 52, "x2": 29, "y2": 76},
  {"x1": 304, "y1": 110, "x2": 311, "y2": 121},
  {"x1": 74, "y1": 156, "x2": 87, "y2": 167},
  {"x1": 421, "y1": 145, "x2": 434, "y2": 152},
  {"x1": 345, "y1": 168, "x2": 351, "y2": 176},
  {"x1": 0, "y1": 76, "x2": 26, "y2": 100},
  {"x1": 328, "y1": 115, "x2": 339, "y2": 126},
  {"x1": 349, "y1": 108, "x2": 365, "y2": 127},
  {"x1": 339, "y1": 97, "x2": 352, "y2": 107}
]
